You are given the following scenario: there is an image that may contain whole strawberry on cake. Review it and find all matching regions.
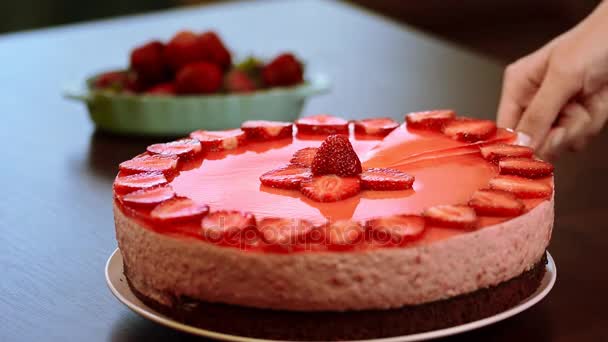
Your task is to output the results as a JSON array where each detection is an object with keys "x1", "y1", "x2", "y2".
[{"x1": 113, "y1": 111, "x2": 554, "y2": 340}]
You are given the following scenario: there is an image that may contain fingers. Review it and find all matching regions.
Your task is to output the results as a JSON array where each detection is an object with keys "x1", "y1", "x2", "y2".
[
  {"x1": 515, "y1": 64, "x2": 581, "y2": 149},
  {"x1": 497, "y1": 49, "x2": 550, "y2": 129},
  {"x1": 537, "y1": 87, "x2": 608, "y2": 159},
  {"x1": 537, "y1": 103, "x2": 590, "y2": 159}
]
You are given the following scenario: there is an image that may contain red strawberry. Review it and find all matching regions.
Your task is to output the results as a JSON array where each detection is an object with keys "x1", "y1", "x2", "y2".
[
  {"x1": 311, "y1": 135, "x2": 362, "y2": 176},
  {"x1": 150, "y1": 197, "x2": 209, "y2": 222},
  {"x1": 489, "y1": 176, "x2": 553, "y2": 199},
  {"x1": 201, "y1": 210, "x2": 257, "y2": 244},
  {"x1": 295, "y1": 114, "x2": 349, "y2": 135},
  {"x1": 323, "y1": 220, "x2": 365, "y2": 249},
  {"x1": 146, "y1": 83, "x2": 175, "y2": 95},
  {"x1": 499, "y1": 158, "x2": 554, "y2": 178},
  {"x1": 262, "y1": 53, "x2": 303, "y2": 87},
  {"x1": 198, "y1": 31, "x2": 232, "y2": 70},
  {"x1": 114, "y1": 172, "x2": 167, "y2": 193},
  {"x1": 290, "y1": 147, "x2": 318, "y2": 167},
  {"x1": 241, "y1": 120, "x2": 293, "y2": 140},
  {"x1": 260, "y1": 165, "x2": 312, "y2": 190},
  {"x1": 190, "y1": 129, "x2": 246, "y2": 151},
  {"x1": 354, "y1": 118, "x2": 400, "y2": 136},
  {"x1": 442, "y1": 119, "x2": 497, "y2": 142},
  {"x1": 480, "y1": 143, "x2": 534, "y2": 163},
  {"x1": 122, "y1": 185, "x2": 176, "y2": 207},
  {"x1": 224, "y1": 69, "x2": 257, "y2": 93},
  {"x1": 93, "y1": 71, "x2": 127, "y2": 90},
  {"x1": 366, "y1": 215, "x2": 426, "y2": 245},
  {"x1": 129, "y1": 40, "x2": 169, "y2": 84},
  {"x1": 360, "y1": 168, "x2": 415, "y2": 191},
  {"x1": 119, "y1": 154, "x2": 178, "y2": 176},
  {"x1": 405, "y1": 110, "x2": 455, "y2": 130},
  {"x1": 257, "y1": 218, "x2": 314, "y2": 246},
  {"x1": 163, "y1": 30, "x2": 205, "y2": 71},
  {"x1": 468, "y1": 189, "x2": 525, "y2": 216},
  {"x1": 424, "y1": 204, "x2": 477, "y2": 230},
  {"x1": 300, "y1": 175, "x2": 360, "y2": 202},
  {"x1": 147, "y1": 139, "x2": 202, "y2": 158},
  {"x1": 175, "y1": 62, "x2": 223, "y2": 94}
]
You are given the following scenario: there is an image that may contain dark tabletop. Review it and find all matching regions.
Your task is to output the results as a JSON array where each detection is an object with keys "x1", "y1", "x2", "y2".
[{"x1": 1, "y1": 0, "x2": 607, "y2": 341}]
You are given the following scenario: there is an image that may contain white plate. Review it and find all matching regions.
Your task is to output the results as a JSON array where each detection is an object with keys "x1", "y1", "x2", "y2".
[{"x1": 106, "y1": 249, "x2": 556, "y2": 342}]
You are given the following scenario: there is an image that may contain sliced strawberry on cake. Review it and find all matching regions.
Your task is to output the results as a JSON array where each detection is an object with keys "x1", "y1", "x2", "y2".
[
  {"x1": 468, "y1": 189, "x2": 525, "y2": 216},
  {"x1": 360, "y1": 168, "x2": 415, "y2": 191},
  {"x1": 311, "y1": 134, "x2": 362, "y2": 176},
  {"x1": 119, "y1": 154, "x2": 178, "y2": 176},
  {"x1": 480, "y1": 143, "x2": 534, "y2": 163},
  {"x1": 114, "y1": 172, "x2": 167, "y2": 193},
  {"x1": 147, "y1": 138, "x2": 202, "y2": 158},
  {"x1": 442, "y1": 119, "x2": 497, "y2": 142},
  {"x1": 366, "y1": 215, "x2": 426, "y2": 245},
  {"x1": 405, "y1": 110, "x2": 455, "y2": 130},
  {"x1": 260, "y1": 165, "x2": 312, "y2": 190},
  {"x1": 354, "y1": 117, "x2": 399, "y2": 136},
  {"x1": 201, "y1": 210, "x2": 257, "y2": 244},
  {"x1": 323, "y1": 220, "x2": 366, "y2": 250},
  {"x1": 121, "y1": 185, "x2": 176, "y2": 207},
  {"x1": 150, "y1": 197, "x2": 209, "y2": 222},
  {"x1": 295, "y1": 115, "x2": 349, "y2": 135},
  {"x1": 241, "y1": 120, "x2": 293, "y2": 140},
  {"x1": 290, "y1": 147, "x2": 318, "y2": 167},
  {"x1": 499, "y1": 158, "x2": 554, "y2": 178},
  {"x1": 489, "y1": 176, "x2": 553, "y2": 199},
  {"x1": 300, "y1": 175, "x2": 360, "y2": 202},
  {"x1": 424, "y1": 204, "x2": 477, "y2": 229},
  {"x1": 257, "y1": 218, "x2": 315, "y2": 246},
  {"x1": 190, "y1": 129, "x2": 247, "y2": 151}
]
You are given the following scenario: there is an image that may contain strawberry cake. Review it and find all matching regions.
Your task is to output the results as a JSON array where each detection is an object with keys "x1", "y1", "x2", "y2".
[{"x1": 113, "y1": 111, "x2": 554, "y2": 340}]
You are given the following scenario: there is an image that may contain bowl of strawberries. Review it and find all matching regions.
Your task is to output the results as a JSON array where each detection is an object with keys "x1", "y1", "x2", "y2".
[{"x1": 65, "y1": 30, "x2": 330, "y2": 136}]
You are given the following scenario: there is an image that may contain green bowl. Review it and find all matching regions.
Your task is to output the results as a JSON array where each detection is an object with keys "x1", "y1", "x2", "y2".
[{"x1": 64, "y1": 73, "x2": 330, "y2": 136}]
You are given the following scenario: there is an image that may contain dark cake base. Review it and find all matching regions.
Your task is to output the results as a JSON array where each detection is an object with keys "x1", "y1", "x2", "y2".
[{"x1": 126, "y1": 253, "x2": 547, "y2": 341}]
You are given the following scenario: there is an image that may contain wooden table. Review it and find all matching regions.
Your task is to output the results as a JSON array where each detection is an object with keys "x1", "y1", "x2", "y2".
[{"x1": 1, "y1": 0, "x2": 606, "y2": 341}]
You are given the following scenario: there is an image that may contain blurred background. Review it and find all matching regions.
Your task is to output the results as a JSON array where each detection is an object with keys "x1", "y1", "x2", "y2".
[{"x1": 0, "y1": 0, "x2": 600, "y2": 64}]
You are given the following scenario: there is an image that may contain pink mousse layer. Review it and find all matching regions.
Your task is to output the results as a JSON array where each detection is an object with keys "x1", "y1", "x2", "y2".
[{"x1": 115, "y1": 195, "x2": 553, "y2": 311}]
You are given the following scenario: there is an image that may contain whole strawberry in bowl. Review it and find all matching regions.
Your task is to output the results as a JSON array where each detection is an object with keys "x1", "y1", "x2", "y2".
[{"x1": 64, "y1": 30, "x2": 330, "y2": 136}]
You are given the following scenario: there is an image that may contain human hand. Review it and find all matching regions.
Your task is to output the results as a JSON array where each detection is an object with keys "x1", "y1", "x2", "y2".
[{"x1": 497, "y1": 1, "x2": 608, "y2": 160}]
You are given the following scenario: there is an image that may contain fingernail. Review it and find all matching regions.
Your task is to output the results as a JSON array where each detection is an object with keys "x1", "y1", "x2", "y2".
[{"x1": 514, "y1": 132, "x2": 532, "y2": 147}]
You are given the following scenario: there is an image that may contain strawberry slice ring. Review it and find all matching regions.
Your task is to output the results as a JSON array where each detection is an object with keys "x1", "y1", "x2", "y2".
[
  {"x1": 147, "y1": 138, "x2": 202, "y2": 158},
  {"x1": 119, "y1": 154, "x2": 179, "y2": 176},
  {"x1": 114, "y1": 172, "x2": 167, "y2": 193},
  {"x1": 121, "y1": 185, "x2": 176, "y2": 207},
  {"x1": 498, "y1": 158, "x2": 554, "y2": 178},
  {"x1": 424, "y1": 204, "x2": 477, "y2": 230},
  {"x1": 354, "y1": 118, "x2": 399, "y2": 136},
  {"x1": 405, "y1": 110, "x2": 455, "y2": 130},
  {"x1": 257, "y1": 218, "x2": 315, "y2": 247},
  {"x1": 442, "y1": 119, "x2": 497, "y2": 142},
  {"x1": 366, "y1": 215, "x2": 426, "y2": 245},
  {"x1": 480, "y1": 143, "x2": 534, "y2": 163},
  {"x1": 295, "y1": 114, "x2": 349, "y2": 135},
  {"x1": 190, "y1": 129, "x2": 246, "y2": 151},
  {"x1": 468, "y1": 189, "x2": 524, "y2": 216},
  {"x1": 489, "y1": 176, "x2": 553, "y2": 199},
  {"x1": 150, "y1": 197, "x2": 210, "y2": 222},
  {"x1": 322, "y1": 220, "x2": 366, "y2": 250},
  {"x1": 201, "y1": 211, "x2": 257, "y2": 245},
  {"x1": 241, "y1": 120, "x2": 293, "y2": 140}
]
